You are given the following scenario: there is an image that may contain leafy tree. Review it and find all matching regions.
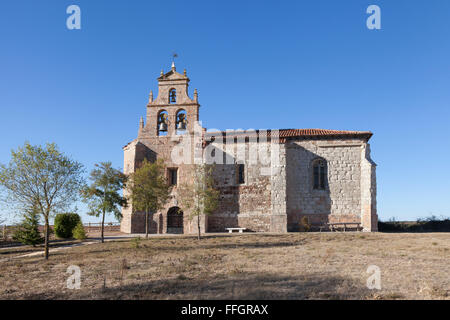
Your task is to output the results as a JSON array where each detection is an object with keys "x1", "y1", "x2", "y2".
[
  {"x1": 127, "y1": 159, "x2": 171, "y2": 239},
  {"x1": 81, "y1": 162, "x2": 127, "y2": 243},
  {"x1": 178, "y1": 164, "x2": 219, "y2": 240},
  {"x1": 73, "y1": 221, "x2": 86, "y2": 240},
  {"x1": 0, "y1": 142, "x2": 84, "y2": 259},
  {"x1": 13, "y1": 202, "x2": 44, "y2": 246}
]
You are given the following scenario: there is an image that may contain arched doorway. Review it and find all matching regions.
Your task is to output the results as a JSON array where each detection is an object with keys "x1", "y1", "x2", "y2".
[{"x1": 167, "y1": 207, "x2": 183, "y2": 234}]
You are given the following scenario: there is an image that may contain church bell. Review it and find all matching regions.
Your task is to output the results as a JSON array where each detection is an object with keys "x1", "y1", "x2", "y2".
[
  {"x1": 159, "y1": 122, "x2": 168, "y2": 132},
  {"x1": 170, "y1": 91, "x2": 176, "y2": 103},
  {"x1": 176, "y1": 122, "x2": 186, "y2": 130}
]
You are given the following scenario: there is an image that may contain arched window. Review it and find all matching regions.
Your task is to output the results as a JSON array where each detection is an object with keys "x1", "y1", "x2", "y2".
[
  {"x1": 312, "y1": 158, "x2": 327, "y2": 190},
  {"x1": 175, "y1": 109, "x2": 187, "y2": 134},
  {"x1": 169, "y1": 88, "x2": 177, "y2": 104},
  {"x1": 157, "y1": 110, "x2": 168, "y2": 136}
]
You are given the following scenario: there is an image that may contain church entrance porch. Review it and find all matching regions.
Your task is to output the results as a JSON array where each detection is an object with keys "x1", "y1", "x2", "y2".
[{"x1": 167, "y1": 206, "x2": 184, "y2": 234}]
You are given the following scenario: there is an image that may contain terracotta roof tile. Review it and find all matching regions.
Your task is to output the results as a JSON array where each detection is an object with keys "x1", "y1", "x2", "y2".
[
  {"x1": 280, "y1": 128, "x2": 371, "y2": 137},
  {"x1": 205, "y1": 129, "x2": 373, "y2": 143}
]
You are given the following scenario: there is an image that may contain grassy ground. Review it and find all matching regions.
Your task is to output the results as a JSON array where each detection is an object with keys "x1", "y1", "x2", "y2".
[{"x1": 0, "y1": 232, "x2": 449, "y2": 300}]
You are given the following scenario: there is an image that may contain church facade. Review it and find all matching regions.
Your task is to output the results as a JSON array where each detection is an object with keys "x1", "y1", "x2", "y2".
[{"x1": 120, "y1": 64, "x2": 378, "y2": 234}]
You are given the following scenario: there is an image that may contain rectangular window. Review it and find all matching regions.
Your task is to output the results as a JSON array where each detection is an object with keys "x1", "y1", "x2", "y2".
[
  {"x1": 168, "y1": 168, "x2": 178, "y2": 186},
  {"x1": 237, "y1": 164, "x2": 245, "y2": 184}
]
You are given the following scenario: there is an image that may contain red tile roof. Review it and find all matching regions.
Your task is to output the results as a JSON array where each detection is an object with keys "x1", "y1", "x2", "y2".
[
  {"x1": 279, "y1": 128, "x2": 371, "y2": 136},
  {"x1": 205, "y1": 129, "x2": 373, "y2": 143},
  {"x1": 278, "y1": 129, "x2": 372, "y2": 140}
]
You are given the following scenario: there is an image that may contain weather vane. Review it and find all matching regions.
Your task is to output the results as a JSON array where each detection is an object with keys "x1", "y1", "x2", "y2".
[{"x1": 171, "y1": 52, "x2": 178, "y2": 69}]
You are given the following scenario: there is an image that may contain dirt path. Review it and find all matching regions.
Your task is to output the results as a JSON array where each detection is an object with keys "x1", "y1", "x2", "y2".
[
  {"x1": 0, "y1": 233, "x2": 152, "y2": 262},
  {"x1": 0, "y1": 241, "x2": 98, "y2": 262}
]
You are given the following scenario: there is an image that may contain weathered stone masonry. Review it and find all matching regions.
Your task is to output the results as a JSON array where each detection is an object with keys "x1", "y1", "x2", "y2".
[{"x1": 121, "y1": 64, "x2": 378, "y2": 234}]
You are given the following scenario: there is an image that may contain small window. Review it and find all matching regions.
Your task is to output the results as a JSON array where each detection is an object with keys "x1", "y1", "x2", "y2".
[
  {"x1": 237, "y1": 164, "x2": 245, "y2": 184},
  {"x1": 168, "y1": 168, "x2": 178, "y2": 186},
  {"x1": 169, "y1": 89, "x2": 177, "y2": 104},
  {"x1": 312, "y1": 159, "x2": 327, "y2": 190}
]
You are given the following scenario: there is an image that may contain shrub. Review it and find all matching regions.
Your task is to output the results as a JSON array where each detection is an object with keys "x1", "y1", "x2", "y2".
[
  {"x1": 73, "y1": 221, "x2": 86, "y2": 240},
  {"x1": 54, "y1": 213, "x2": 81, "y2": 239}
]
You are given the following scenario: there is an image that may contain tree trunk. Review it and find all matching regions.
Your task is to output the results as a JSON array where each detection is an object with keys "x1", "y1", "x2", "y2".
[
  {"x1": 101, "y1": 209, "x2": 105, "y2": 243},
  {"x1": 44, "y1": 216, "x2": 49, "y2": 260},
  {"x1": 197, "y1": 214, "x2": 201, "y2": 240},
  {"x1": 101, "y1": 184, "x2": 108, "y2": 244},
  {"x1": 145, "y1": 208, "x2": 149, "y2": 240}
]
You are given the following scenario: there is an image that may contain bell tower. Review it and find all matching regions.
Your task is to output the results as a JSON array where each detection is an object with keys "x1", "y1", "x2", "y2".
[{"x1": 144, "y1": 63, "x2": 199, "y2": 137}]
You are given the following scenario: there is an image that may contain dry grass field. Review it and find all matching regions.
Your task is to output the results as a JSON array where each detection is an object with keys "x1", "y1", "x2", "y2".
[{"x1": 0, "y1": 232, "x2": 449, "y2": 300}]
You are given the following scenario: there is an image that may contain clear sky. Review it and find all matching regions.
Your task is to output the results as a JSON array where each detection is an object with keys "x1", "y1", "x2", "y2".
[{"x1": 1, "y1": 0, "x2": 449, "y2": 224}]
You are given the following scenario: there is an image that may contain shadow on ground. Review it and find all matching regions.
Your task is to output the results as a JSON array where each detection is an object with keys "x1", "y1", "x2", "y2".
[{"x1": 20, "y1": 272, "x2": 374, "y2": 300}]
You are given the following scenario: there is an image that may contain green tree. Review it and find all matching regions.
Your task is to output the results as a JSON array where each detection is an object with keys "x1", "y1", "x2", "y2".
[
  {"x1": 81, "y1": 162, "x2": 127, "y2": 243},
  {"x1": 178, "y1": 164, "x2": 219, "y2": 240},
  {"x1": 0, "y1": 142, "x2": 84, "y2": 259},
  {"x1": 13, "y1": 202, "x2": 44, "y2": 246},
  {"x1": 127, "y1": 159, "x2": 171, "y2": 239}
]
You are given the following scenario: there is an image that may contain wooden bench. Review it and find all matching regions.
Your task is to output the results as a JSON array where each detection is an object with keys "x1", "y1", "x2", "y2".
[
  {"x1": 226, "y1": 227, "x2": 246, "y2": 233},
  {"x1": 327, "y1": 222, "x2": 363, "y2": 232}
]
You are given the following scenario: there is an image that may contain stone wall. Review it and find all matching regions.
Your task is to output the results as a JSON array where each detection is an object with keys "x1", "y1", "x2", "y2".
[
  {"x1": 360, "y1": 143, "x2": 378, "y2": 231},
  {"x1": 120, "y1": 140, "x2": 137, "y2": 234},
  {"x1": 122, "y1": 133, "x2": 377, "y2": 234},
  {"x1": 206, "y1": 139, "x2": 285, "y2": 232},
  {"x1": 285, "y1": 138, "x2": 369, "y2": 231}
]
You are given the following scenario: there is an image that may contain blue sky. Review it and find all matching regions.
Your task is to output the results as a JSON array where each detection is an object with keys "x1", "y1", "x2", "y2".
[{"x1": 1, "y1": 0, "x2": 449, "y2": 224}]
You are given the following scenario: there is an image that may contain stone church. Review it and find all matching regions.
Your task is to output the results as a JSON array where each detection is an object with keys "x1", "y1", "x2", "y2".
[{"x1": 120, "y1": 63, "x2": 378, "y2": 234}]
